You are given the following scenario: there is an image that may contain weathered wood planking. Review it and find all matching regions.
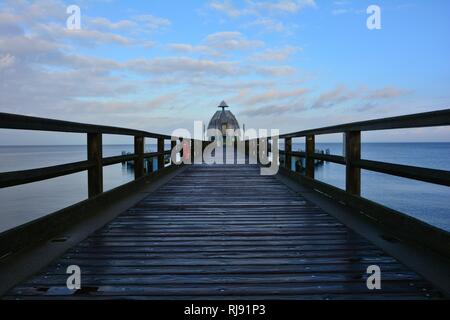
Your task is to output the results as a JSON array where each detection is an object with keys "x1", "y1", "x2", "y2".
[{"x1": 4, "y1": 164, "x2": 443, "y2": 300}]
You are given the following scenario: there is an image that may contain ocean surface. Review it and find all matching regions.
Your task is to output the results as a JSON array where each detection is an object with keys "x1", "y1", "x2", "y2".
[{"x1": 0, "y1": 143, "x2": 449, "y2": 233}]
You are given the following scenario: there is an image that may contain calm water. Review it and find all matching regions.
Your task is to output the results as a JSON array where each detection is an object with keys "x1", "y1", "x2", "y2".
[{"x1": 0, "y1": 143, "x2": 449, "y2": 233}]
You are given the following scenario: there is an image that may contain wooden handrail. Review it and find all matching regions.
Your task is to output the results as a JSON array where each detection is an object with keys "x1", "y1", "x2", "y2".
[
  {"x1": 0, "y1": 160, "x2": 94, "y2": 188},
  {"x1": 278, "y1": 108, "x2": 450, "y2": 227},
  {"x1": 0, "y1": 112, "x2": 187, "y2": 199},
  {"x1": 280, "y1": 108, "x2": 450, "y2": 139},
  {"x1": 0, "y1": 112, "x2": 171, "y2": 139}
]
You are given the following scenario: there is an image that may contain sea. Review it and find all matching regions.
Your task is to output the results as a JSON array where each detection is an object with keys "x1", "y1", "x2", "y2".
[{"x1": 0, "y1": 143, "x2": 449, "y2": 233}]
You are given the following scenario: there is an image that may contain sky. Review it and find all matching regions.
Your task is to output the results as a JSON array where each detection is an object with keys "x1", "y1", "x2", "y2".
[{"x1": 0, "y1": 0, "x2": 449, "y2": 144}]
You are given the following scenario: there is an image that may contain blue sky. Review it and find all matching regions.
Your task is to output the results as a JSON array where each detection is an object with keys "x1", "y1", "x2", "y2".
[{"x1": 0, "y1": 0, "x2": 449, "y2": 144}]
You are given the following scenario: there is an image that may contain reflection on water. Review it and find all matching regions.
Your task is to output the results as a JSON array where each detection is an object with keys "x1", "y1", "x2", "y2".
[{"x1": 0, "y1": 143, "x2": 449, "y2": 233}]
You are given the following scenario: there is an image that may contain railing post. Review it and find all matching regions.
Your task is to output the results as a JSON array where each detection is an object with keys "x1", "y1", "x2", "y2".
[
  {"x1": 158, "y1": 138, "x2": 165, "y2": 171},
  {"x1": 345, "y1": 131, "x2": 361, "y2": 196},
  {"x1": 285, "y1": 137, "x2": 292, "y2": 170},
  {"x1": 171, "y1": 140, "x2": 177, "y2": 165},
  {"x1": 191, "y1": 139, "x2": 195, "y2": 164},
  {"x1": 87, "y1": 133, "x2": 103, "y2": 198},
  {"x1": 134, "y1": 136, "x2": 144, "y2": 179},
  {"x1": 306, "y1": 135, "x2": 315, "y2": 179}
]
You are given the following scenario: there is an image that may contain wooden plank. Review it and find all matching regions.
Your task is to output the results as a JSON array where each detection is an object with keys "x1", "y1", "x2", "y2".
[
  {"x1": 5, "y1": 163, "x2": 443, "y2": 300},
  {"x1": 279, "y1": 166, "x2": 450, "y2": 259}
]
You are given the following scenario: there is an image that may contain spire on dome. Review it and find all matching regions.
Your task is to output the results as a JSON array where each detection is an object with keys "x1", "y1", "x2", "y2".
[{"x1": 218, "y1": 100, "x2": 229, "y2": 112}]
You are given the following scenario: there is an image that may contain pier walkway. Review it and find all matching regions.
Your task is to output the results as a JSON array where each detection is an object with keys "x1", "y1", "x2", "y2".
[{"x1": 4, "y1": 164, "x2": 442, "y2": 300}]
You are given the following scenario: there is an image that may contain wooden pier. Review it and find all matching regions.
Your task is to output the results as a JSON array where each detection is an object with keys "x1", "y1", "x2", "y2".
[{"x1": 0, "y1": 110, "x2": 449, "y2": 300}]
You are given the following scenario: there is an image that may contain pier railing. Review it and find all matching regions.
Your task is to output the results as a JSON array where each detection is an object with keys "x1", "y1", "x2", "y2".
[
  {"x1": 278, "y1": 108, "x2": 450, "y2": 257},
  {"x1": 1, "y1": 110, "x2": 450, "y2": 258},
  {"x1": 0, "y1": 113, "x2": 185, "y2": 198}
]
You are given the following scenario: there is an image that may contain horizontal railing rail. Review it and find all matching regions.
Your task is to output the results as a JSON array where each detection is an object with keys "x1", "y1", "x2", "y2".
[
  {"x1": 279, "y1": 108, "x2": 450, "y2": 194},
  {"x1": 280, "y1": 109, "x2": 450, "y2": 139},
  {"x1": 0, "y1": 160, "x2": 94, "y2": 189},
  {"x1": 0, "y1": 113, "x2": 189, "y2": 198},
  {"x1": 275, "y1": 108, "x2": 450, "y2": 257},
  {"x1": 0, "y1": 112, "x2": 171, "y2": 139}
]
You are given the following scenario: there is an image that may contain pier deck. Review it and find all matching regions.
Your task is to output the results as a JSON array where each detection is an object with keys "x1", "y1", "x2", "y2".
[{"x1": 4, "y1": 164, "x2": 442, "y2": 300}]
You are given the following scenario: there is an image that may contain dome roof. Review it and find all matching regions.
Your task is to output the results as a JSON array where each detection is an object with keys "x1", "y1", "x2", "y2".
[{"x1": 207, "y1": 101, "x2": 240, "y2": 137}]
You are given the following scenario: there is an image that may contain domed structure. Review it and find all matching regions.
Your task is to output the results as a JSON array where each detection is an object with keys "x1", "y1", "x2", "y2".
[{"x1": 207, "y1": 101, "x2": 240, "y2": 141}]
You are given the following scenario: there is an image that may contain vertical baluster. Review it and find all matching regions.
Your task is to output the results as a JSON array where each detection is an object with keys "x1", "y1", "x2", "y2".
[
  {"x1": 171, "y1": 139, "x2": 177, "y2": 165},
  {"x1": 158, "y1": 138, "x2": 165, "y2": 171},
  {"x1": 306, "y1": 135, "x2": 315, "y2": 179},
  {"x1": 285, "y1": 137, "x2": 292, "y2": 171},
  {"x1": 345, "y1": 131, "x2": 361, "y2": 196},
  {"x1": 87, "y1": 133, "x2": 103, "y2": 198},
  {"x1": 191, "y1": 139, "x2": 195, "y2": 164},
  {"x1": 134, "y1": 136, "x2": 144, "y2": 179}
]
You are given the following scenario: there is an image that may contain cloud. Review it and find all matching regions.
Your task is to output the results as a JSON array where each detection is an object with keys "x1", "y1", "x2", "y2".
[
  {"x1": 251, "y1": 46, "x2": 301, "y2": 61},
  {"x1": 133, "y1": 14, "x2": 171, "y2": 31},
  {"x1": 331, "y1": 1, "x2": 364, "y2": 16},
  {"x1": 239, "y1": 101, "x2": 307, "y2": 117},
  {"x1": 240, "y1": 104, "x2": 293, "y2": 116},
  {"x1": 312, "y1": 85, "x2": 409, "y2": 110},
  {"x1": 0, "y1": 53, "x2": 16, "y2": 70},
  {"x1": 167, "y1": 32, "x2": 264, "y2": 57},
  {"x1": 312, "y1": 85, "x2": 357, "y2": 109},
  {"x1": 205, "y1": 31, "x2": 264, "y2": 50},
  {"x1": 125, "y1": 57, "x2": 242, "y2": 76},
  {"x1": 250, "y1": 0, "x2": 317, "y2": 14},
  {"x1": 89, "y1": 17, "x2": 136, "y2": 31},
  {"x1": 209, "y1": 0, "x2": 316, "y2": 17},
  {"x1": 88, "y1": 15, "x2": 171, "y2": 34},
  {"x1": 166, "y1": 43, "x2": 217, "y2": 56},
  {"x1": 244, "y1": 88, "x2": 309, "y2": 105},
  {"x1": 209, "y1": 0, "x2": 250, "y2": 17},
  {"x1": 35, "y1": 23, "x2": 135, "y2": 46},
  {"x1": 245, "y1": 18, "x2": 287, "y2": 33},
  {"x1": 366, "y1": 86, "x2": 409, "y2": 99},
  {"x1": 256, "y1": 65, "x2": 297, "y2": 76},
  {"x1": 1, "y1": 1, "x2": 170, "y2": 48}
]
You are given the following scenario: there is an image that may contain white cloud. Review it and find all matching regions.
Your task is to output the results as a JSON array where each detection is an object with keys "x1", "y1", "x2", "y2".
[
  {"x1": 205, "y1": 31, "x2": 264, "y2": 50},
  {"x1": 312, "y1": 85, "x2": 409, "y2": 109},
  {"x1": 166, "y1": 43, "x2": 219, "y2": 56},
  {"x1": 246, "y1": 18, "x2": 286, "y2": 33},
  {"x1": 250, "y1": 0, "x2": 317, "y2": 14},
  {"x1": 209, "y1": 0, "x2": 250, "y2": 17},
  {"x1": 134, "y1": 14, "x2": 171, "y2": 31},
  {"x1": 0, "y1": 53, "x2": 16, "y2": 70},
  {"x1": 35, "y1": 23, "x2": 135, "y2": 46},
  {"x1": 89, "y1": 17, "x2": 136, "y2": 30},
  {"x1": 256, "y1": 65, "x2": 297, "y2": 76},
  {"x1": 251, "y1": 46, "x2": 301, "y2": 62},
  {"x1": 167, "y1": 31, "x2": 264, "y2": 57},
  {"x1": 367, "y1": 86, "x2": 409, "y2": 99},
  {"x1": 244, "y1": 87, "x2": 309, "y2": 105},
  {"x1": 209, "y1": 0, "x2": 316, "y2": 17},
  {"x1": 125, "y1": 57, "x2": 242, "y2": 76}
]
